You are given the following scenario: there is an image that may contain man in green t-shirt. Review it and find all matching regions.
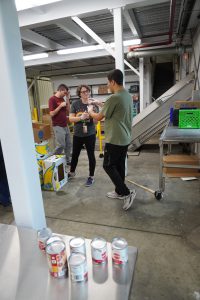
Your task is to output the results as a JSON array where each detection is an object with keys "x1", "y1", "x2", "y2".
[{"x1": 88, "y1": 69, "x2": 136, "y2": 211}]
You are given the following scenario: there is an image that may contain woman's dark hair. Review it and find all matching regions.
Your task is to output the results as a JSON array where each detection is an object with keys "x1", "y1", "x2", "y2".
[
  {"x1": 76, "y1": 85, "x2": 91, "y2": 97},
  {"x1": 57, "y1": 84, "x2": 69, "y2": 91},
  {"x1": 107, "y1": 69, "x2": 123, "y2": 85}
]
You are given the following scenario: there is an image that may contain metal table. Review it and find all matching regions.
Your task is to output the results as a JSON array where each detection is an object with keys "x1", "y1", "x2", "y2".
[
  {"x1": 0, "y1": 224, "x2": 138, "y2": 300},
  {"x1": 158, "y1": 126, "x2": 200, "y2": 195}
]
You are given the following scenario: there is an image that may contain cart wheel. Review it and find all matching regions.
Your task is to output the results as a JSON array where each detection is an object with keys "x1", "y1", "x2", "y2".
[
  {"x1": 154, "y1": 190, "x2": 163, "y2": 201},
  {"x1": 99, "y1": 153, "x2": 104, "y2": 158}
]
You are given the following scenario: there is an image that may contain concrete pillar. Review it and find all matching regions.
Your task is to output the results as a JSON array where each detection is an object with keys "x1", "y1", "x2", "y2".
[
  {"x1": 113, "y1": 7, "x2": 124, "y2": 75},
  {"x1": 0, "y1": 0, "x2": 46, "y2": 229}
]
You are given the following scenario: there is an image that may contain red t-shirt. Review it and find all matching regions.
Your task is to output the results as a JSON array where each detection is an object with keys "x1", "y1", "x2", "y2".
[{"x1": 49, "y1": 96, "x2": 67, "y2": 127}]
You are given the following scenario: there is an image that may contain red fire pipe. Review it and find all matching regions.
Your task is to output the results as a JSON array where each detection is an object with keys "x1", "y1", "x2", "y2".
[{"x1": 129, "y1": 0, "x2": 176, "y2": 51}]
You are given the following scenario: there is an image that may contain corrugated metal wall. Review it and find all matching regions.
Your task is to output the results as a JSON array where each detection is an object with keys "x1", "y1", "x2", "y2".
[{"x1": 37, "y1": 78, "x2": 54, "y2": 108}]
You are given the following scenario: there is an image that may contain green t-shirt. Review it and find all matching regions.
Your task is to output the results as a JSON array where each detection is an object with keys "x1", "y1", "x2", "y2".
[{"x1": 101, "y1": 89, "x2": 132, "y2": 146}]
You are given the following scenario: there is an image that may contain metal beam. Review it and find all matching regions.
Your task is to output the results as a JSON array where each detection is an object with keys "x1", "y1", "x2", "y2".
[
  {"x1": 24, "y1": 49, "x2": 112, "y2": 67},
  {"x1": 71, "y1": 16, "x2": 140, "y2": 76},
  {"x1": 124, "y1": 9, "x2": 142, "y2": 39},
  {"x1": 24, "y1": 44, "x2": 131, "y2": 67},
  {"x1": 56, "y1": 19, "x2": 92, "y2": 44},
  {"x1": 18, "y1": 0, "x2": 169, "y2": 28},
  {"x1": 113, "y1": 8, "x2": 124, "y2": 73},
  {"x1": 20, "y1": 28, "x2": 64, "y2": 50},
  {"x1": 123, "y1": 9, "x2": 138, "y2": 37}
]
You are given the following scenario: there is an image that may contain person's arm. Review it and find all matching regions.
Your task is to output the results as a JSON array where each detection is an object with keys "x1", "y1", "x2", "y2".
[
  {"x1": 69, "y1": 112, "x2": 89, "y2": 123},
  {"x1": 88, "y1": 105, "x2": 104, "y2": 121},
  {"x1": 49, "y1": 101, "x2": 66, "y2": 117},
  {"x1": 88, "y1": 98, "x2": 104, "y2": 107}
]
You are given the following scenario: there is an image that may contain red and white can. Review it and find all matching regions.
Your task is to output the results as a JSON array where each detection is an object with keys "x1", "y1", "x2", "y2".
[
  {"x1": 69, "y1": 253, "x2": 88, "y2": 282},
  {"x1": 46, "y1": 240, "x2": 68, "y2": 278},
  {"x1": 91, "y1": 237, "x2": 107, "y2": 264},
  {"x1": 69, "y1": 237, "x2": 86, "y2": 255},
  {"x1": 111, "y1": 237, "x2": 128, "y2": 264},
  {"x1": 37, "y1": 227, "x2": 52, "y2": 252},
  {"x1": 46, "y1": 235, "x2": 62, "y2": 247}
]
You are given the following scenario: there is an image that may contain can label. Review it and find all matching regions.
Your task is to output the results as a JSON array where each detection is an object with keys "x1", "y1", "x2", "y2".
[
  {"x1": 70, "y1": 261, "x2": 88, "y2": 282},
  {"x1": 37, "y1": 228, "x2": 52, "y2": 252},
  {"x1": 39, "y1": 240, "x2": 46, "y2": 252},
  {"x1": 112, "y1": 247, "x2": 128, "y2": 264},
  {"x1": 111, "y1": 237, "x2": 128, "y2": 264},
  {"x1": 46, "y1": 242, "x2": 68, "y2": 278},
  {"x1": 91, "y1": 238, "x2": 107, "y2": 264}
]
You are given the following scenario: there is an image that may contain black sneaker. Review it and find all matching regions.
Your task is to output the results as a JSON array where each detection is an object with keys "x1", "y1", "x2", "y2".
[{"x1": 85, "y1": 177, "x2": 95, "y2": 187}]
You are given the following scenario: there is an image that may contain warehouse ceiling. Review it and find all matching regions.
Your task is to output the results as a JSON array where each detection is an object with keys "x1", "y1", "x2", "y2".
[{"x1": 17, "y1": 0, "x2": 200, "y2": 78}]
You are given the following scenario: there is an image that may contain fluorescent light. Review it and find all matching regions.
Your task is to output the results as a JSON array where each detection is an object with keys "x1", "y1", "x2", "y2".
[
  {"x1": 23, "y1": 53, "x2": 49, "y2": 61},
  {"x1": 123, "y1": 39, "x2": 141, "y2": 46},
  {"x1": 57, "y1": 45, "x2": 103, "y2": 55},
  {"x1": 15, "y1": 0, "x2": 62, "y2": 11},
  {"x1": 57, "y1": 39, "x2": 141, "y2": 56}
]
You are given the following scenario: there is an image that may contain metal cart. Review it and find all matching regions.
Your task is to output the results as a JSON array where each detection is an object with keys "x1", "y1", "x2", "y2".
[{"x1": 157, "y1": 125, "x2": 200, "y2": 200}]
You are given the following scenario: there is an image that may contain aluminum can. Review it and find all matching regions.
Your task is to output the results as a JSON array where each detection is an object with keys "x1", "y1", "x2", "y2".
[
  {"x1": 111, "y1": 237, "x2": 128, "y2": 264},
  {"x1": 69, "y1": 237, "x2": 86, "y2": 255},
  {"x1": 46, "y1": 240, "x2": 68, "y2": 278},
  {"x1": 37, "y1": 227, "x2": 52, "y2": 252},
  {"x1": 46, "y1": 235, "x2": 62, "y2": 247},
  {"x1": 69, "y1": 253, "x2": 88, "y2": 282},
  {"x1": 91, "y1": 237, "x2": 107, "y2": 264}
]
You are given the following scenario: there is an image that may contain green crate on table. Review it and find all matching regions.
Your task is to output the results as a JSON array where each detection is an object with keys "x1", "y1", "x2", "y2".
[{"x1": 179, "y1": 109, "x2": 200, "y2": 129}]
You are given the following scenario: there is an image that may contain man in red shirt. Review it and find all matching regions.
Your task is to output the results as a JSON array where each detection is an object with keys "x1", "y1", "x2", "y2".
[{"x1": 49, "y1": 84, "x2": 71, "y2": 165}]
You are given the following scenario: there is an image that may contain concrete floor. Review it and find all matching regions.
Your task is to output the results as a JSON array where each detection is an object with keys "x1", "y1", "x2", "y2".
[{"x1": 1, "y1": 144, "x2": 200, "y2": 300}]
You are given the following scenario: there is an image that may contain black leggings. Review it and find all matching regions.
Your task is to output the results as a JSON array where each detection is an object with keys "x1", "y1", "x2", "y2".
[{"x1": 70, "y1": 134, "x2": 96, "y2": 177}]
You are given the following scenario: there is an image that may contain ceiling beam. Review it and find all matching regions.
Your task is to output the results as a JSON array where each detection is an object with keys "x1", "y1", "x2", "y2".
[
  {"x1": 18, "y1": 0, "x2": 169, "y2": 28},
  {"x1": 24, "y1": 49, "x2": 113, "y2": 67},
  {"x1": 20, "y1": 29, "x2": 64, "y2": 50},
  {"x1": 24, "y1": 44, "x2": 131, "y2": 67},
  {"x1": 71, "y1": 16, "x2": 140, "y2": 76},
  {"x1": 124, "y1": 9, "x2": 142, "y2": 39},
  {"x1": 27, "y1": 63, "x2": 115, "y2": 77},
  {"x1": 56, "y1": 19, "x2": 93, "y2": 44},
  {"x1": 123, "y1": 9, "x2": 138, "y2": 37}
]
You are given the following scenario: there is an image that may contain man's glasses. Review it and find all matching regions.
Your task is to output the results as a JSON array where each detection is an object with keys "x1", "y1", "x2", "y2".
[{"x1": 80, "y1": 90, "x2": 89, "y2": 94}]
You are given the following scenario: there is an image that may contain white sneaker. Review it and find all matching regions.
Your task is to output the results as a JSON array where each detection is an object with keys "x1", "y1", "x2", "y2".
[
  {"x1": 122, "y1": 190, "x2": 136, "y2": 211},
  {"x1": 68, "y1": 172, "x2": 76, "y2": 180},
  {"x1": 107, "y1": 191, "x2": 125, "y2": 200}
]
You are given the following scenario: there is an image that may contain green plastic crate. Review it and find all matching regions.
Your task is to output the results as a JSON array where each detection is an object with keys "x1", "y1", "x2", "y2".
[{"x1": 179, "y1": 109, "x2": 200, "y2": 129}]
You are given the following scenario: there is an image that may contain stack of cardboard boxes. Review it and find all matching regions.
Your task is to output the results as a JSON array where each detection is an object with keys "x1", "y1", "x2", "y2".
[{"x1": 32, "y1": 119, "x2": 68, "y2": 191}]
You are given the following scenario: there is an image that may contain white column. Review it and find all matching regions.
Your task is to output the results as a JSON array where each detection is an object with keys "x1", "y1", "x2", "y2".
[
  {"x1": 113, "y1": 7, "x2": 124, "y2": 75},
  {"x1": 0, "y1": 0, "x2": 46, "y2": 229},
  {"x1": 145, "y1": 58, "x2": 152, "y2": 106},
  {"x1": 139, "y1": 57, "x2": 144, "y2": 112}
]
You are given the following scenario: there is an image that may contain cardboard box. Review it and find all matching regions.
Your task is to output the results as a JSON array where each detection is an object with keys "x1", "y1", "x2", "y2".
[
  {"x1": 35, "y1": 140, "x2": 50, "y2": 159},
  {"x1": 163, "y1": 154, "x2": 200, "y2": 177},
  {"x1": 98, "y1": 85, "x2": 108, "y2": 94},
  {"x1": 32, "y1": 122, "x2": 51, "y2": 143},
  {"x1": 42, "y1": 155, "x2": 68, "y2": 191},
  {"x1": 37, "y1": 158, "x2": 45, "y2": 186},
  {"x1": 41, "y1": 107, "x2": 50, "y2": 115},
  {"x1": 174, "y1": 101, "x2": 200, "y2": 109},
  {"x1": 42, "y1": 114, "x2": 52, "y2": 125}
]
